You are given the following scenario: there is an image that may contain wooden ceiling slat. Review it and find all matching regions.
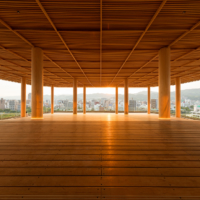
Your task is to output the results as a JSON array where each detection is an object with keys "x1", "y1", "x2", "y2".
[
  {"x1": 0, "y1": 20, "x2": 78, "y2": 85},
  {"x1": 100, "y1": 0, "x2": 102, "y2": 86},
  {"x1": 0, "y1": 0, "x2": 200, "y2": 87},
  {"x1": 108, "y1": 0, "x2": 167, "y2": 86},
  {"x1": 0, "y1": 44, "x2": 70, "y2": 86},
  {"x1": 35, "y1": 0, "x2": 93, "y2": 86}
]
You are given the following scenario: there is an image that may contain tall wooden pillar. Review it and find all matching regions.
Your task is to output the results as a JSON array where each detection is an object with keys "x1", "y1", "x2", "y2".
[
  {"x1": 159, "y1": 47, "x2": 171, "y2": 119},
  {"x1": 21, "y1": 77, "x2": 26, "y2": 117},
  {"x1": 124, "y1": 78, "x2": 129, "y2": 115},
  {"x1": 147, "y1": 85, "x2": 150, "y2": 114},
  {"x1": 73, "y1": 78, "x2": 77, "y2": 114},
  {"x1": 83, "y1": 85, "x2": 86, "y2": 114},
  {"x1": 31, "y1": 47, "x2": 43, "y2": 119},
  {"x1": 51, "y1": 85, "x2": 54, "y2": 114},
  {"x1": 115, "y1": 86, "x2": 118, "y2": 114},
  {"x1": 176, "y1": 77, "x2": 181, "y2": 118}
]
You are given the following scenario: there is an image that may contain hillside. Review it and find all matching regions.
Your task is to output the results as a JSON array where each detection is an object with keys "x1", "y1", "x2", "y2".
[{"x1": 1, "y1": 88, "x2": 200, "y2": 101}]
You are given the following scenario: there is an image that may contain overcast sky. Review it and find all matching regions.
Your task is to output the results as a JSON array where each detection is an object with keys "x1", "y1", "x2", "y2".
[{"x1": 0, "y1": 79, "x2": 200, "y2": 97}]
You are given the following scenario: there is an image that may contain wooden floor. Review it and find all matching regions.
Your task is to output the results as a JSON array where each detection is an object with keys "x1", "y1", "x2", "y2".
[{"x1": 0, "y1": 113, "x2": 200, "y2": 199}]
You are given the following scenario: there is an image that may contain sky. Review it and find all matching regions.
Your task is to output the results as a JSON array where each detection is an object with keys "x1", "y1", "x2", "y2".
[{"x1": 0, "y1": 79, "x2": 200, "y2": 97}]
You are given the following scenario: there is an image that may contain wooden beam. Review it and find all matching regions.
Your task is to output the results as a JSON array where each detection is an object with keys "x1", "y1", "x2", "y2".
[
  {"x1": 2, "y1": 28, "x2": 200, "y2": 32},
  {"x1": 108, "y1": 0, "x2": 167, "y2": 86},
  {"x1": 0, "y1": 20, "x2": 76, "y2": 85},
  {"x1": 0, "y1": 47, "x2": 198, "y2": 52},
  {"x1": 126, "y1": 19, "x2": 200, "y2": 85},
  {"x1": 3, "y1": 28, "x2": 200, "y2": 34},
  {"x1": 172, "y1": 47, "x2": 200, "y2": 63},
  {"x1": 133, "y1": 57, "x2": 200, "y2": 86},
  {"x1": 0, "y1": 19, "x2": 33, "y2": 47},
  {"x1": 0, "y1": 44, "x2": 70, "y2": 84},
  {"x1": 0, "y1": 68, "x2": 23, "y2": 79},
  {"x1": 35, "y1": 0, "x2": 93, "y2": 86},
  {"x1": 100, "y1": 0, "x2": 102, "y2": 86},
  {"x1": 0, "y1": 55, "x2": 58, "y2": 85},
  {"x1": 169, "y1": 21, "x2": 200, "y2": 47},
  {"x1": 135, "y1": 64, "x2": 200, "y2": 87}
]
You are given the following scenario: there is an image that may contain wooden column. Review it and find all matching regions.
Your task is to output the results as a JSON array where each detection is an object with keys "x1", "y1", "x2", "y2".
[
  {"x1": 124, "y1": 78, "x2": 129, "y2": 115},
  {"x1": 115, "y1": 86, "x2": 118, "y2": 114},
  {"x1": 83, "y1": 85, "x2": 86, "y2": 114},
  {"x1": 147, "y1": 85, "x2": 150, "y2": 114},
  {"x1": 73, "y1": 78, "x2": 77, "y2": 114},
  {"x1": 159, "y1": 47, "x2": 171, "y2": 119},
  {"x1": 176, "y1": 77, "x2": 181, "y2": 118},
  {"x1": 51, "y1": 85, "x2": 54, "y2": 114},
  {"x1": 21, "y1": 77, "x2": 26, "y2": 117},
  {"x1": 31, "y1": 47, "x2": 43, "y2": 119}
]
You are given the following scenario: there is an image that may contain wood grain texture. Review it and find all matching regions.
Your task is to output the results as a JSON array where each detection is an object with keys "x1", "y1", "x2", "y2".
[
  {"x1": 0, "y1": 113, "x2": 200, "y2": 199},
  {"x1": 0, "y1": 1, "x2": 200, "y2": 87}
]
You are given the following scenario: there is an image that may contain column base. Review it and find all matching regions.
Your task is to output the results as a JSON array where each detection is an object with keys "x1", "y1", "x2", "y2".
[
  {"x1": 31, "y1": 117, "x2": 44, "y2": 119},
  {"x1": 158, "y1": 117, "x2": 171, "y2": 119}
]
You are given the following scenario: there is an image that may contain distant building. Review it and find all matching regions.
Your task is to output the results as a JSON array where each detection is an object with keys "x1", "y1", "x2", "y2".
[
  {"x1": 67, "y1": 101, "x2": 73, "y2": 110},
  {"x1": 57, "y1": 100, "x2": 64, "y2": 104},
  {"x1": 99, "y1": 106, "x2": 104, "y2": 111},
  {"x1": 194, "y1": 105, "x2": 200, "y2": 112},
  {"x1": 129, "y1": 100, "x2": 136, "y2": 111},
  {"x1": 101, "y1": 98, "x2": 107, "y2": 105},
  {"x1": 118, "y1": 101, "x2": 124, "y2": 111},
  {"x1": 151, "y1": 99, "x2": 158, "y2": 109},
  {"x1": 78, "y1": 100, "x2": 82, "y2": 104},
  {"x1": 17, "y1": 104, "x2": 21, "y2": 112},
  {"x1": 77, "y1": 103, "x2": 82, "y2": 110},
  {"x1": 142, "y1": 101, "x2": 147, "y2": 105},
  {"x1": 0, "y1": 98, "x2": 5, "y2": 110},
  {"x1": 28, "y1": 93, "x2": 31, "y2": 100},
  {"x1": 63, "y1": 100, "x2": 68, "y2": 108},
  {"x1": 105, "y1": 100, "x2": 110, "y2": 109},
  {"x1": 94, "y1": 104, "x2": 101, "y2": 111},
  {"x1": 5, "y1": 101, "x2": 9, "y2": 109},
  {"x1": 171, "y1": 104, "x2": 175, "y2": 111},
  {"x1": 26, "y1": 100, "x2": 31, "y2": 107},
  {"x1": 9, "y1": 100, "x2": 18, "y2": 111}
]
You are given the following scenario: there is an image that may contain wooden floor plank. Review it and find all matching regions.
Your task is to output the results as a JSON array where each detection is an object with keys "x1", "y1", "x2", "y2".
[
  {"x1": 103, "y1": 168, "x2": 200, "y2": 176},
  {"x1": 0, "y1": 168, "x2": 101, "y2": 176},
  {"x1": 0, "y1": 113, "x2": 200, "y2": 198},
  {"x1": 0, "y1": 154, "x2": 200, "y2": 161},
  {"x1": 1, "y1": 160, "x2": 200, "y2": 167}
]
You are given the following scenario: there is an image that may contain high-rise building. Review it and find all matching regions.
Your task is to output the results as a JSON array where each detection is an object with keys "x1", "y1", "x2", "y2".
[
  {"x1": 0, "y1": 98, "x2": 5, "y2": 110},
  {"x1": 64, "y1": 100, "x2": 68, "y2": 108},
  {"x1": 129, "y1": 100, "x2": 136, "y2": 111},
  {"x1": 101, "y1": 98, "x2": 107, "y2": 105},
  {"x1": 28, "y1": 93, "x2": 31, "y2": 100},
  {"x1": 151, "y1": 99, "x2": 158, "y2": 109},
  {"x1": 194, "y1": 105, "x2": 200, "y2": 112},
  {"x1": 67, "y1": 101, "x2": 73, "y2": 110},
  {"x1": 9, "y1": 100, "x2": 18, "y2": 111},
  {"x1": 105, "y1": 100, "x2": 110, "y2": 109}
]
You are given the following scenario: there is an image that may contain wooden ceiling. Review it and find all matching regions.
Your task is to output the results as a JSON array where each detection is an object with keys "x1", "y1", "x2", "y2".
[{"x1": 0, "y1": 0, "x2": 200, "y2": 87}]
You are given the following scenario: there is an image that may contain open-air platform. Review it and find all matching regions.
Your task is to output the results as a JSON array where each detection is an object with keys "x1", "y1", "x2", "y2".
[{"x1": 0, "y1": 113, "x2": 200, "y2": 199}]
